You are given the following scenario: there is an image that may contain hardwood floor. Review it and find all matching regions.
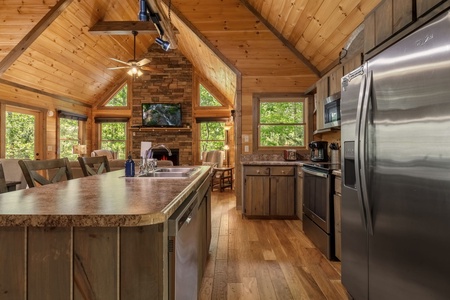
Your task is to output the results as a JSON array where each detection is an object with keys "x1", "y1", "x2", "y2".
[{"x1": 200, "y1": 191, "x2": 350, "y2": 300}]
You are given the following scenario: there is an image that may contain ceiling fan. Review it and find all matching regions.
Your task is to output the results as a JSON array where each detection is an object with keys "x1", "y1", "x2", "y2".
[{"x1": 108, "y1": 30, "x2": 151, "y2": 77}]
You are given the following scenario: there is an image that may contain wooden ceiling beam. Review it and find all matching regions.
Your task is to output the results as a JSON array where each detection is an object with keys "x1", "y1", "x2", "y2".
[
  {"x1": 0, "y1": 0, "x2": 74, "y2": 77},
  {"x1": 89, "y1": 21, "x2": 166, "y2": 35}
]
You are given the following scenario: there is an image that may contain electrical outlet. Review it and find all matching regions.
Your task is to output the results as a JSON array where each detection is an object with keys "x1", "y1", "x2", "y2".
[
  {"x1": 244, "y1": 145, "x2": 249, "y2": 152},
  {"x1": 243, "y1": 134, "x2": 249, "y2": 143}
]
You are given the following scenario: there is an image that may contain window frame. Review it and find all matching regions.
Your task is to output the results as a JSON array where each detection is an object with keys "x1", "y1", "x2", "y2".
[{"x1": 253, "y1": 93, "x2": 310, "y2": 152}]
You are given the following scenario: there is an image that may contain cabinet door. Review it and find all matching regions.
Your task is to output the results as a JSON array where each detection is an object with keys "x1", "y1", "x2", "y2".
[
  {"x1": 270, "y1": 176, "x2": 295, "y2": 216},
  {"x1": 416, "y1": 0, "x2": 445, "y2": 18},
  {"x1": 244, "y1": 176, "x2": 270, "y2": 216},
  {"x1": 315, "y1": 76, "x2": 329, "y2": 130}
]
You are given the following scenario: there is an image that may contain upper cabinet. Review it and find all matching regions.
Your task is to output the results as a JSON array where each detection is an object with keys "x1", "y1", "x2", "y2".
[{"x1": 364, "y1": 0, "x2": 449, "y2": 55}]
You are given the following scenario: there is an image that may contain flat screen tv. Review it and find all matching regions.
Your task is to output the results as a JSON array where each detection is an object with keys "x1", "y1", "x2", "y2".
[{"x1": 142, "y1": 103, "x2": 182, "y2": 127}]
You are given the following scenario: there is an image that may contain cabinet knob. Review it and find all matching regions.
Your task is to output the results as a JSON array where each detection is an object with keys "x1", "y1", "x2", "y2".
[
  {"x1": 281, "y1": 170, "x2": 285, "y2": 174},
  {"x1": 256, "y1": 170, "x2": 260, "y2": 174}
]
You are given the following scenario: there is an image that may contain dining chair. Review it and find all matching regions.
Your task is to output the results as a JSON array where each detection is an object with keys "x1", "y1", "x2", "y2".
[
  {"x1": 18, "y1": 158, "x2": 73, "y2": 188},
  {"x1": 0, "y1": 163, "x2": 8, "y2": 194},
  {"x1": 78, "y1": 156, "x2": 111, "y2": 176}
]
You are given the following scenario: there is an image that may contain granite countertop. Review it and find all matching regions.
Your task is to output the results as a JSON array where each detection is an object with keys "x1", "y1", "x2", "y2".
[{"x1": 0, "y1": 166, "x2": 211, "y2": 227}]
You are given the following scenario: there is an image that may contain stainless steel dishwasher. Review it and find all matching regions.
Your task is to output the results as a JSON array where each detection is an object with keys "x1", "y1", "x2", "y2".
[{"x1": 168, "y1": 191, "x2": 199, "y2": 300}]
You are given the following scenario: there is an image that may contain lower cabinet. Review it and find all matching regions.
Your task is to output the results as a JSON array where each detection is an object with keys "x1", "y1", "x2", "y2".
[{"x1": 243, "y1": 165, "x2": 296, "y2": 218}]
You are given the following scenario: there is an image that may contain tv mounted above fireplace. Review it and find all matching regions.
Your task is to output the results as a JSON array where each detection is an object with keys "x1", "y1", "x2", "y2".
[{"x1": 142, "y1": 103, "x2": 182, "y2": 127}]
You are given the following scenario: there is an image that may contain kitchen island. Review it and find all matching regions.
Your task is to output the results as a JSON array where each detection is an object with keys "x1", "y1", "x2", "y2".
[{"x1": 0, "y1": 166, "x2": 212, "y2": 299}]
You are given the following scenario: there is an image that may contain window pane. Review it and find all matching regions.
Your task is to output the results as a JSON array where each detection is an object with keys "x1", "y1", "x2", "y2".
[
  {"x1": 199, "y1": 122, "x2": 225, "y2": 156},
  {"x1": 260, "y1": 102, "x2": 303, "y2": 124},
  {"x1": 101, "y1": 122, "x2": 126, "y2": 159},
  {"x1": 260, "y1": 125, "x2": 304, "y2": 147},
  {"x1": 60, "y1": 118, "x2": 79, "y2": 160},
  {"x1": 106, "y1": 85, "x2": 128, "y2": 107},
  {"x1": 5, "y1": 111, "x2": 35, "y2": 159},
  {"x1": 200, "y1": 122, "x2": 225, "y2": 142},
  {"x1": 199, "y1": 85, "x2": 221, "y2": 107}
]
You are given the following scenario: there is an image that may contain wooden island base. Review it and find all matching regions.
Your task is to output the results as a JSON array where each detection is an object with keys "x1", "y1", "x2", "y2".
[{"x1": 1, "y1": 224, "x2": 166, "y2": 299}]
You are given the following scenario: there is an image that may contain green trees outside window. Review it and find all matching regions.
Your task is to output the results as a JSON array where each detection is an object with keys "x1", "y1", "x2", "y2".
[
  {"x1": 199, "y1": 122, "x2": 225, "y2": 155},
  {"x1": 258, "y1": 99, "x2": 305, "y2": 147},
  {"x1": 101, "y1": 122, "x2": 126, "y2": 159},
  {"x1": 5, "y1": 111, "x2": 35, "y2": 159},
  {"x1": 59, "y1": 118, "x2": 79, "y2": 160},
  {"x1": 200, "y1": 85, "x2": 221, "y2": 106},
  {"x1": 106, "y1": 85, "x2": 127, "y2": 107}
]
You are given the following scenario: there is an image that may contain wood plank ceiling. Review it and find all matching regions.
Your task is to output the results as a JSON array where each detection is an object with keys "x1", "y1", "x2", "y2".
[{"x1": 0, "y1": 0, "x2": 381, "y2": 108}]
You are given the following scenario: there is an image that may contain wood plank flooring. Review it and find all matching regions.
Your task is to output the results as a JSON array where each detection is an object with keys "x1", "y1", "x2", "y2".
[{"x1": 200, "y1": 191, "x2": 350, "y2": 300}]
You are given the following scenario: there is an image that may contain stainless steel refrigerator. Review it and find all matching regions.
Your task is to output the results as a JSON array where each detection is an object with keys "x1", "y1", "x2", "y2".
[{"x1": 341, "y1": 10, "x2": 450, "y2": 300}]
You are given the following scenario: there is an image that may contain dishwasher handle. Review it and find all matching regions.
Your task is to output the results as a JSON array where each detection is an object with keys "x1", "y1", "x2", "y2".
[{"x1": 168, "y1": 191, "x2": 199, "y2": 235}]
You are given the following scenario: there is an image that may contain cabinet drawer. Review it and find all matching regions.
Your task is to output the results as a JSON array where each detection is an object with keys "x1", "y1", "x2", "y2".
[
  {"x1": 334, "y1": 176, "x2": 342, "y2": 195},
  {"x1": 271, "y1": 166, "x2": 295, "y2": 176},
  {"x1": 244, "y1": 166, "x2": 270, "y2": 176}
]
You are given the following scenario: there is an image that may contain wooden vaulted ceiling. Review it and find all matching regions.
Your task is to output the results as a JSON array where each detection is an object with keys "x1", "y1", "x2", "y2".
[{"x1": 0, "y1": 0, "x2": 381, "y2": 109}]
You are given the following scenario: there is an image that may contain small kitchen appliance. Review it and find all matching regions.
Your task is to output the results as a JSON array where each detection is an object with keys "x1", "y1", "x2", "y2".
[
  {"x1": 283, "y1": 149, "x2": 297, "y2": 161},
  {"x1": 309, "y1": 141, "x2": 328, "y2": 162}
]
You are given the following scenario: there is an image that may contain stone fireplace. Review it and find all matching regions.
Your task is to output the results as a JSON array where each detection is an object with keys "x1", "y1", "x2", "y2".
[{"x1": 129, "y1": 44, "x2": 194, "y2": 165}]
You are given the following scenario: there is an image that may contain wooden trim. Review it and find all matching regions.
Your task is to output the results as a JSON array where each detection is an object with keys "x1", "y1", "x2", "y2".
[
  {"x1": 240, "y1": 0, "x2": 321, "y2": 77},
  {"x1": 0, "y1": 79, "x2": 91, "y2": 108},
  {"x1": 194, "y1": 71, "x2": 233, "y2": 109},
  {"x1": 89, "y1": 21, "x2": 161, "y2": 35},
  {"x1": 94, "y1": 75, "x2": 131, "y2": 109},
  {"x1": 0, "y1": 0, "x2": 74, "y2": 77}
]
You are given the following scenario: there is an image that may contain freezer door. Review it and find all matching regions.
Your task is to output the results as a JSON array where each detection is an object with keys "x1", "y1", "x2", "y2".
[
  {"x1": 340, "y1": 66, "x2": 369, "y2": 300},
  {"x1": 367, "y1": 10, "x2": 450, "y2": 299}
]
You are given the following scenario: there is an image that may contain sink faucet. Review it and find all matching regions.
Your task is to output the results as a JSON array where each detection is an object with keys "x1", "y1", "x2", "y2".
[{"x1": 144, "y1": 144, "x2": 172, "y2": 173}]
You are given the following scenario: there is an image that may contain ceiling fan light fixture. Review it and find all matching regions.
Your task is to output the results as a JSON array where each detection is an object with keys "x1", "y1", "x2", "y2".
[{"x1": 155, "y1": 37, "x2": 170, "y2": 51}]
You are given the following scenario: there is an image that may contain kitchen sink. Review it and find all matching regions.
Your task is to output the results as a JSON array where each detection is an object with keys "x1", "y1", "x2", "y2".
[{"x1": 137, "y1": 167, "x2": 200, "y2": 178}]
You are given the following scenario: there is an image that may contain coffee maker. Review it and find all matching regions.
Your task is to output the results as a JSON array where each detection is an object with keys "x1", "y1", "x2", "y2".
[{"x1": 309, "y1": 141, "x2": 328, "y2": 162}]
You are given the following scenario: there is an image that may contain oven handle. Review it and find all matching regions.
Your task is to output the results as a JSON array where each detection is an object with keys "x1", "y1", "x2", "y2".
[{"x1": 302, "y1": 167, "x2": 329, "y2": 178}]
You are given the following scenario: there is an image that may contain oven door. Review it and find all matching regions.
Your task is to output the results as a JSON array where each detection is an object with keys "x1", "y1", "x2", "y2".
[{"x1": 302, "y1": 166, "x2": 331, "y2": 233}]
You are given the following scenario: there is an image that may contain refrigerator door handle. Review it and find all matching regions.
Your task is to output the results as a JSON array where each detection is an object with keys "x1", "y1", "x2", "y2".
[{"x1": 359, "y1": 70, "x2": 374, "y2": 236}]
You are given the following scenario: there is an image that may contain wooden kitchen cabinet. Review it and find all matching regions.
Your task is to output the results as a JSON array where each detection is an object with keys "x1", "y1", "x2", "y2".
[
  {"x1": 334, "y1": 174, "x2": 342, "y2": 260},
  {"x1": 315, "y1": 76, "x2": 329, "y2": 131},
  {"x1": 243, "y1": 165, "x2": 296, "y2": 218},
  {"x1": 416, "y1": 0, "x2": 445, "y2": 17},
  {"x1": 328, "y1": 66, "x2": 343, "y2": 96}
]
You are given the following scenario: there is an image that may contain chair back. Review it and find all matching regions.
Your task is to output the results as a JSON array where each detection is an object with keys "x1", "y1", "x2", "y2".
[
  {"x1": 201, "y1": 150, "x2": 225, "y2": 168},
  {"x1": 78, "y1": 156, "x2": 111, "y2": 176},
  {"x1": 0, "y1": 163, "x2": 7, "y2": 194},
  {"x1": 18, "y1": 158, "x2": 73, "y2": 188},
  {"x1": 0, "y1": 158, "x2": 27, "y2": 190}
]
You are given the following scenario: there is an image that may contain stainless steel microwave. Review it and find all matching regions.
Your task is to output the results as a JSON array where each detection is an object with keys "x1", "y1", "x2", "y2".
[{"x1": 323, "y1": 92, "x2": 341, "y2": 129}]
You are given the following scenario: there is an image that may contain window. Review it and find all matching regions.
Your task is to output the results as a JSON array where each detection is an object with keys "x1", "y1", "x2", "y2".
[
  {"x1": 100, "y1": 122, "x2": 126, "y2": 159},
  {"x1": 255, "y1": 94, "x2": 307, "y2": 149},
  {"x1": 199, "y1": 85, "x2": 221, "y2": 107},
  {"x1": 106, "y1": 84, "x2": 128, "y2": 107},
  {"x1": 5, "y1": 107, "x2": 39, "y2": 159},
  {"x1": 199, "y1": 122, "x2": 225, "y2": 155},
  {"x1": 59, "y1": 118, "x2": 79, "y2": 160}
]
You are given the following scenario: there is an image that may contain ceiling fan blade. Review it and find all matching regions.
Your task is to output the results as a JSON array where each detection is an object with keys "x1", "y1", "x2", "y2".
[
  {"x1": 108, "y1": 66, "x2": 130, "y2": 70},
  {"x1": 109, "y1": 57, "x2": 130, "y2": 66},
  {"x1": 136, "y1": 58, "x2": 151, "y2": 67},
  {"x1": 141, "y1": 66, "x2": 156, "y2": 71}
]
